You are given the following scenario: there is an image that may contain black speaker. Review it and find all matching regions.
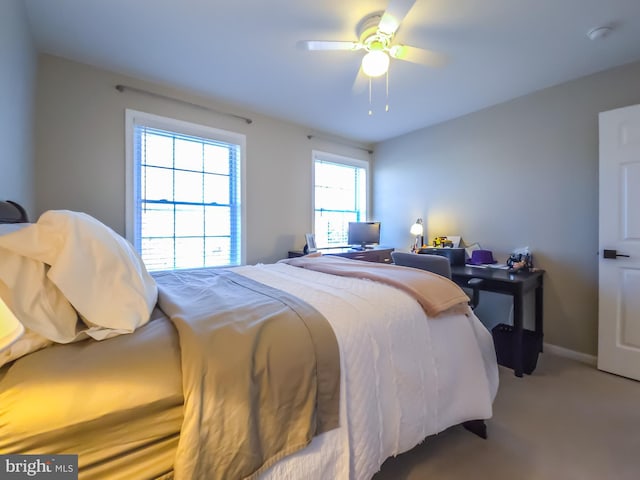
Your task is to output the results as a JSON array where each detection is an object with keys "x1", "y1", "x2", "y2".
[{"x1": 418, "y1": 247, "x2": 466, "y2": 266}]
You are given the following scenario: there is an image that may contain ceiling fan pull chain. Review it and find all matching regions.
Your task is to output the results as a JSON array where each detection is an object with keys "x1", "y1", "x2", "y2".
[
  {"x1": 385, "y1": 70, "x2": 390, "y2": 112},
  {"x1": 368, "y1": 77, "x2": 373, "y2": 116}
]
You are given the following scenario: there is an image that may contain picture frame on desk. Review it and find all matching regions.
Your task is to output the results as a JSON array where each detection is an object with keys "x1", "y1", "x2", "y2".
[{"x1": 304, "y1": 233, "x2": 317, "y2": 253}]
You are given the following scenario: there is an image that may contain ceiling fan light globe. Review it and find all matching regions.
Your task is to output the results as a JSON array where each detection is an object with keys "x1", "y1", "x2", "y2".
[{"x1": 362, "y1": 51, "x2": 389, "y2": 77}]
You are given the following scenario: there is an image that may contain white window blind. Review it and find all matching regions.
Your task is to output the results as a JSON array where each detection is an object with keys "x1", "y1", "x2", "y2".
[
  {"x1": 313, "y1": 153, "x2": 368, "y2": 248},
  {"x1": 126, "y1": 111, "x2": 244, "y2": 271}
]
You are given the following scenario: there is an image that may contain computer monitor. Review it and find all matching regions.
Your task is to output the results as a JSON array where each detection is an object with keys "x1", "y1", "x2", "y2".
[{"x1": 348, "y1": 221, "x2": 381, "y2": 249}]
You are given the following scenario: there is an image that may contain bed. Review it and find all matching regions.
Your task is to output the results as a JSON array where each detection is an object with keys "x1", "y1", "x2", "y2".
[{"x1": 0, "y1": 201, "x2": 499, "y2": 480}]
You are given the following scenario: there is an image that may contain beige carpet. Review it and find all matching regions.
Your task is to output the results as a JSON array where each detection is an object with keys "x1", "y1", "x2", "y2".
[{"x1": 373, "y1": 352, "x2": 640, "y2": 480}]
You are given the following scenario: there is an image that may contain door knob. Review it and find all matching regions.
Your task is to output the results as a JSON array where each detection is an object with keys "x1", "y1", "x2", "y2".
[{"x1": 603, "y1": 249, "x2": 630, "y2": 259}]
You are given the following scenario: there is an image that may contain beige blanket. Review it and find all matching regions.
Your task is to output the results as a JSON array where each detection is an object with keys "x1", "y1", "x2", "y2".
[
  {"x1": 281, "y1": 255, "x2": 470, "y2": 317},
  {"x1": 154, "y1": 269, "x2": 340, "y2": 480}
]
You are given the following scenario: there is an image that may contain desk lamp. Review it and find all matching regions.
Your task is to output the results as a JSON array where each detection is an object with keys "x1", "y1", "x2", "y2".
[
  {"x1": 0, "y1": 298, "x2": 23, "y2": 352},
  {"x1": 410, "y1": 218, "x2": 424, "y2": 252}
]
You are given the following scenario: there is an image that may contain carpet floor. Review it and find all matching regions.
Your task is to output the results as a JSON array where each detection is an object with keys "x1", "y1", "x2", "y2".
[{"x1": 373, "y1": 352, "x2": 640, "y2": 480}]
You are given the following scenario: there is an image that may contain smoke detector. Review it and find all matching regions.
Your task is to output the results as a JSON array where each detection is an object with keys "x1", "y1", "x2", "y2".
[{"x1": 587, "y1": 26, "x2": 612, "y2": 40}]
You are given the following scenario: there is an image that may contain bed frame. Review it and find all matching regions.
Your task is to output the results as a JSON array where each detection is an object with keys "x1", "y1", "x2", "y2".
[{"x1": 0, "y1": 200, "x2": 29, "y2": 223}]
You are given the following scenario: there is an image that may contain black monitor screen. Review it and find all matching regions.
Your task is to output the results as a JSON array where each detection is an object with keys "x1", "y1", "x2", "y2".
[{"x1": 348, "y1": 222, "x2": 381, "y2": 248}]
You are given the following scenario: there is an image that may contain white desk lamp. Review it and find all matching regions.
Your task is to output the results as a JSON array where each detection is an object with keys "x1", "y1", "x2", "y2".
[
  {"x1": 0, "y1": 298, "x2": 24, "y2": 352},
  {"x1": 410, "y1": 218, "x2": 424, "y2": 252}
]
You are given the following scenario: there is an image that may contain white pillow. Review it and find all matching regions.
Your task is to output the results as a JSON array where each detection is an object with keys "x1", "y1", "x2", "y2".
[
  {"x1": 0, "y1": 248, "x2": 82, "y2": 343},
  {"x1": 0, "y1": 222, "x2": 79, "y2": 365},
  {"x1": 0, "y1": 210, "x2": 158, "y2": 340},
  {"x1": 0, "y1": 328, "x2": 52, "y2": 369}
]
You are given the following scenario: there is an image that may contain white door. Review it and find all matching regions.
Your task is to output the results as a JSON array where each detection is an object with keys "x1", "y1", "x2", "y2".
[{"x1": 598, "y1": 104, "x2": 640, "y2": 381}]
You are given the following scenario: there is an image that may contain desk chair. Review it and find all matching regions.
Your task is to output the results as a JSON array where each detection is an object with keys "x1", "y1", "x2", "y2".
[{"x1": 391, "y1": 251, "x2": 483, "y2": 309}]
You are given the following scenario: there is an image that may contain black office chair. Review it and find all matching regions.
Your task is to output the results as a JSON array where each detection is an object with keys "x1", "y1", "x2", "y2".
[{"x1": 391, "y1": 251, "x2": 483, "y2": 309}]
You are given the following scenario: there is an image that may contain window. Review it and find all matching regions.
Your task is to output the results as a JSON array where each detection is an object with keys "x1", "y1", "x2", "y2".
[
  {"x1": 313, "y1": 151, "x2": 368, "y2": 248},
  {"x1": 126, "y1": 110, "x2": 245, "y2": 271}
]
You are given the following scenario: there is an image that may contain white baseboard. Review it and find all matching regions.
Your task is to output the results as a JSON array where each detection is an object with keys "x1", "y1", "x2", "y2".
[{"x1": 543, "y1": 342, "x2": 597, "y2": 366}]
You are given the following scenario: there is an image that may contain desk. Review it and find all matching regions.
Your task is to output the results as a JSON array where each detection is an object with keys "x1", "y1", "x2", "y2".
[
  {"x1": 288, "y1": 247, "x2": 394, "y2": 264},
  {"x1": 450, "y1": 266, "x2": 544, "y2": 377}
]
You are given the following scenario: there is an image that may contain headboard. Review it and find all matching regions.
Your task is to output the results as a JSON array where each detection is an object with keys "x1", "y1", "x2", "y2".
[{"x1": 0, "y1": 200, "x2": 29, "y2": 223}]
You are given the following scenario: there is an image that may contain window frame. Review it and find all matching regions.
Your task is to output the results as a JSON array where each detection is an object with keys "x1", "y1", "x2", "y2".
[
  {"x1": 125, "y1": 109, "x2": 246, "y2": 269},
  {"x1": 311, "y1": 150, "x2": 370, "y2": 248}
]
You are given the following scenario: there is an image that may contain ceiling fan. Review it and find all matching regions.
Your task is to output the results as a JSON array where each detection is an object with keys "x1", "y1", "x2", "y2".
[{"x1": 297, "y1": 0, "x2": 445, "y2": 86}]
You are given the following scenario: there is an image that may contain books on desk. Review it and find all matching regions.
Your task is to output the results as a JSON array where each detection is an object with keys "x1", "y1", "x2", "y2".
[{"x1": 466, "y1": 263, "x2": 509, "y2": 269}]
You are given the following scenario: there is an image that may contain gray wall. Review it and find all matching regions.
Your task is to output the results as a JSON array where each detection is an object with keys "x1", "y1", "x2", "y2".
[
  {"x1": 0, "y1": 0, "x2": 37, "y2": 213},
  {"x1": 19, "y1": 30, "x2": 640, "y2": 356},
  {"x1": 374, "y1": 60, "x2": 640, "y2": 356},
  {"x1": 33, "y1": 55, "x2": 370, "y2": 265}
]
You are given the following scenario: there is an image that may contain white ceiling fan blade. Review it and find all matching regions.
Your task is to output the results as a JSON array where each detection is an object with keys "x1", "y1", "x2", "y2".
[
  {"x1": 378, "y1": 0, "x2": 416, "y2": 35},
  {"x1": 297, "y1": 40, "x2": 361, "y2": 51},
  {"x1": 389, "y1": 44, "x2": 447, "y2": 67}
]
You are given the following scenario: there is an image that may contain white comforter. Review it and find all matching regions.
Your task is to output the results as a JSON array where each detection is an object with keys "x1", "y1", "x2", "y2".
[{"x1": 233, "y1": 262, "x2": 499, "y2": 480}]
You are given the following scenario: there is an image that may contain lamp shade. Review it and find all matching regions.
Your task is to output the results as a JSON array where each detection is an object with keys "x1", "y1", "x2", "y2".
[
  {"x1": 362, "y1": 51, "x2": 390, "y2": 77},
  {"x1": 410, "y1": 219, "x2": 424, "y2": 236},
  {"x1": 0, "y1": 298, "x2": 23, "y2": 352}
]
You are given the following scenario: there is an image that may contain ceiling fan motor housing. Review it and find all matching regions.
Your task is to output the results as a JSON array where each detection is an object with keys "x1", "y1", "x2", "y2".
[{"x1": 358, "y1": 13, "x2": 393, "y2": 52}]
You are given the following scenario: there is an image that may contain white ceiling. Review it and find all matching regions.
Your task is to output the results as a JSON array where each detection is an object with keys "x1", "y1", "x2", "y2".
[{"x1": 23, "y1": 0, "x2": 640, "y2": 144}]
